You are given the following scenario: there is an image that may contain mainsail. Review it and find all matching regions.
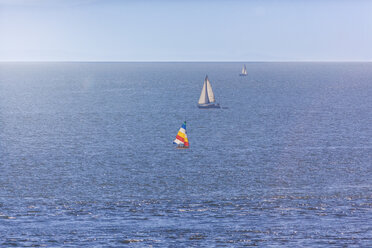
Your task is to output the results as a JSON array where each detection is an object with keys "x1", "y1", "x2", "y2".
[
  {"x1": 198, "y1": 79, "x2": 208, "y2": 104},
  {"x1": 198, "y1": 75, "x2": 215, "y2": 104},
  {"x1": 173, "y1": 121, "x2": 189, "y2": 148},
  {"x1": 241, "y1": 65, "x2": 247, "y2": 75}
]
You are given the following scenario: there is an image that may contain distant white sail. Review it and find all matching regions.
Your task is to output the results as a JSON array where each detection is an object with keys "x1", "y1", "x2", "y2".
[
  {"x1": 206, "y1": 77, "x2": 215, "y2": 103},
  {"x1": 241, "y1": 65, "x2": 247, "y2": 75}
]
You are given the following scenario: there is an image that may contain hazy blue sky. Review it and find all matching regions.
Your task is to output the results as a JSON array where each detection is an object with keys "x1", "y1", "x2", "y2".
[{"x1": 1, "y1": 0, "x2": 371, "y2": 61}]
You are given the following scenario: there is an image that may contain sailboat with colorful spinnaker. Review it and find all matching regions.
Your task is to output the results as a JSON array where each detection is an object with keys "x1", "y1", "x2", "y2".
[{"x1": 173, "y1": 121, "x2": 189, "y2": 149}]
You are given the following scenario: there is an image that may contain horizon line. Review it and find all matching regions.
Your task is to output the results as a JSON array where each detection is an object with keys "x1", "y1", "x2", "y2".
[{"x1": 1, "y1": 60, "x2": 371, "y2": 63}]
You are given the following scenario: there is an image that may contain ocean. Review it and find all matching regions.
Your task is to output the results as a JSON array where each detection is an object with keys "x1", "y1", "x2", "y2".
[{"x1": 0, "y1": 62, "x2": 371, "y2": 247}]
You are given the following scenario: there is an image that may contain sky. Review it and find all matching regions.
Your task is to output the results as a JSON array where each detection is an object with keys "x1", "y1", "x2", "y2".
[{"x1": 0, "y1": 0, "x2": 371, "y2": 61}]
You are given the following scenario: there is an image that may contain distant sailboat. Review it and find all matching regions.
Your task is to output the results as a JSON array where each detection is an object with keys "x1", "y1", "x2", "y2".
[
  {"x1": 173, "y1": 121, "x2": 189, "y2": 149},
  {"x1": 197, "y1": 75, "x2": 220, "y2": 109},
  {"x1": 239, "y1": 64, "x2": 247, "y2": 76}
]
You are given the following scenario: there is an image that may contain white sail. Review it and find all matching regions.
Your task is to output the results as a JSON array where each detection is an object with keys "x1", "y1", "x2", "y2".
[
  {"x1": 206, "y1": 77, "x2": 215, "y2": 103},
  {"x1": 241, "y1": 65, "x2": 247, "y2": 75},
  {"x1": 198, "y1": 79, "x2": 209, "y2": 104}
]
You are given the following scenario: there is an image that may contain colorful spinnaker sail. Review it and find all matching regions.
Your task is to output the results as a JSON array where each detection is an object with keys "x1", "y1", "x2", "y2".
[{"x1": 173, "y1": 121, "x2": 189, "y2": 148}]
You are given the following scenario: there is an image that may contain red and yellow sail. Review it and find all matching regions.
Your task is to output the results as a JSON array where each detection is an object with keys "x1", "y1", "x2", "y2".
[{"x1": 173, "y1": 121, "x2": 189, "y2": 148}]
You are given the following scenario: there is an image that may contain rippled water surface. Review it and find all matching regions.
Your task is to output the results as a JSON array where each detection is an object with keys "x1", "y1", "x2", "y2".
[{"x1": 0, "y1": 62, "x2": 371, "y2": 247}]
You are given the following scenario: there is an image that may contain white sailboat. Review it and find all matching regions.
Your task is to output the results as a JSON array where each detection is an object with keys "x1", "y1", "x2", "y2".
[
  {"x1": 197, "y1": 75, "x2": 220, "y2": 109},
  {"x1": 239, "y1": 64, "x2": 247, "y2": 76}
]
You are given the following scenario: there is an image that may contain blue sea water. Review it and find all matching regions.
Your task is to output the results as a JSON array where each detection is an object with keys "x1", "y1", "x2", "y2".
[{"x1": 0, "y1": 62, "x2": 371, "y2": 247}]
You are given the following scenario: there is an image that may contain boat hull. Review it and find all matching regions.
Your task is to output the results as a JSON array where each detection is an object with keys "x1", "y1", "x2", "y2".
[
  {"x1": 176, "y1": 145, "x2": 189, "y2": 149},
  {"x1": 198, "y1": 103, "x2": 221, "y2": 109},
  {"x1": 239, "y1": 74, "x2": 247, "y2": 76}
]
